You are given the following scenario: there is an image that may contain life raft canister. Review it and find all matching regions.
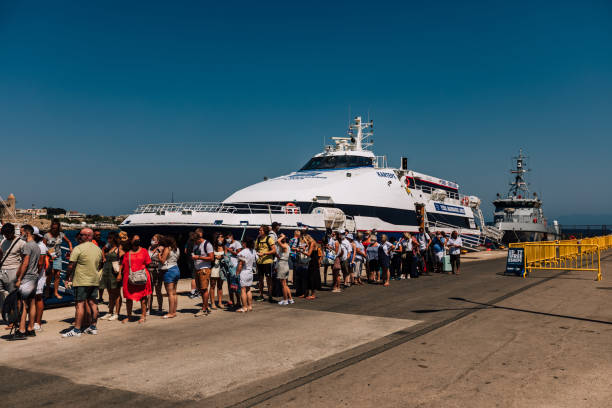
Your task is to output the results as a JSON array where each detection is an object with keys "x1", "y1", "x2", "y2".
[{"x1": 461, "y1": 196, "x2": 469, "y2": 206}]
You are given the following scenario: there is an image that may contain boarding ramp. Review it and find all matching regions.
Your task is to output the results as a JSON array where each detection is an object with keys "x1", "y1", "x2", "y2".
[{"x1": 509, "y1": 235, "x2": 612, "y2": 281}]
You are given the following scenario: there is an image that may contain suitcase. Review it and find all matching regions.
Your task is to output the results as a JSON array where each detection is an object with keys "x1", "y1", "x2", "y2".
[{"x1": 442, "y1": 255, "x2": 452, "y2": 272}]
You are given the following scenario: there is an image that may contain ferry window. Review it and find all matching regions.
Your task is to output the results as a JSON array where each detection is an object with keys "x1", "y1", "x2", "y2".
[{"x1": 300, "y1": 156, "x2": 373, "y2": 171}]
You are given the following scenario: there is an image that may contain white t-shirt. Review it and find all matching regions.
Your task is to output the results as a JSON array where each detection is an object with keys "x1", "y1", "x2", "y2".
[
  {"x1": 226, "y1": 240, "x2": 243, "y2": 267},
  {"x1": 401, "y1": 238, "x2": 413, "y2": 253},
  {"x1": 417, "y1": 233, "x2": 430, "y2": 251},
  {"x1": 238, "y1": 248, "x2": 257, "y2": 272},
  {"x1": 382, "y1": 241, "x2": 393, "y2": 256},
  {"x1": 37, "y1": 242, "x2": 48, "y2": 278},
  {"x1": 0, "y1": 237, "x2": 25, "y2": 270},
  {"x1": 447, "y1": 237, "x2": 462, "y2": 255},
  {"x1": 193, "y1": 240, "x2": 214, "y2": 269},
  {"x1": 340, "y1": 239, "x2": 351, "y2": 261}
]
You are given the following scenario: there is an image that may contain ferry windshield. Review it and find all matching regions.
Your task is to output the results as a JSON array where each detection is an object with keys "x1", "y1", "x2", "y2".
[{"x1": 300, "y1": 155, "x2": 373, "y2": 171}]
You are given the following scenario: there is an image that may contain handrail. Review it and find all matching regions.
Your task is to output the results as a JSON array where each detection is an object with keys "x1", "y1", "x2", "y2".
[{"x1": 132, "y1": 202, "x2": 296, "y2": 215}]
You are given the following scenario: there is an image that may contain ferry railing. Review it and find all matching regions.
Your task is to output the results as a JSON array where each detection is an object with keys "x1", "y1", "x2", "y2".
[
  {"x1": 428, "y1": 220, "x2": 485, "y2": 251},
  {"x1": 133, "y1": 202, "x2": 295, "y2": 216},
  {"x1": 411, "y1": 185, "x2": 461, "y2": 201}
]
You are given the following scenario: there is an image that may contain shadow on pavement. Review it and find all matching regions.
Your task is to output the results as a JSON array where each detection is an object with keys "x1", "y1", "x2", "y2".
[{"x1": 413, "y1": 297, "x2": 612, "y2": 325}]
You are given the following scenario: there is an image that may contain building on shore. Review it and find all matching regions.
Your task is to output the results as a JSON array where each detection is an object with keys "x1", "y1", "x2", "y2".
[{"x1": 0, "y1": 193, "x2": 17, "y2": 221}]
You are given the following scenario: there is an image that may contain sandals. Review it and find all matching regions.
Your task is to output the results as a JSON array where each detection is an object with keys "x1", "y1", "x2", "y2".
[{"x1": 236, "y1": 308, "x2": 248, "y2": 313}]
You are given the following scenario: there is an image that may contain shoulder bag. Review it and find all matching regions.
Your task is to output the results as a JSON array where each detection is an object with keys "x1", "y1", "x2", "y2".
[{"x1": 128, "y1": 250, "x2": 148, "y2": 285}]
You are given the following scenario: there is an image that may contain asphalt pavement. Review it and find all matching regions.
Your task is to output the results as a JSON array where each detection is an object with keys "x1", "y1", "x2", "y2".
[{"x1": 1, "y1": 251, "x2": 611, "y2": 408}]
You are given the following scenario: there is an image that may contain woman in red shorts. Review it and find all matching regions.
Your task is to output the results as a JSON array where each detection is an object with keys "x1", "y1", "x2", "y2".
[{"x1": 121, "y1": 235, "x2": 151, "y2": 323}]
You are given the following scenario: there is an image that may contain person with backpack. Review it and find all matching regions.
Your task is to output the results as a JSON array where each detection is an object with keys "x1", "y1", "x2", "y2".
[
  {"x1": 255, "y1": 225, "x2": 276, "y2": 303},
  {"x1": 224, "y1": 233, "x2": 243, "y2": 309},
  {"x1": 192, "y1": 230, "x2": 214, "y2": 317},
  {"x1": 0, "y1": 223, "x2": 25, "y2": 322},
  {"x1": 11, "y1": 225, "x2": 41, "y2": 340},
  {"x1": 431, "y1": 232, "x2": 445, "y2": 273},
  {"x1": 43, "y1": 219, "x2": 73, "y2": 299},
  {"x1": 339, "y1": 232, "x2": 352, "y2": 288},
  {"x1": 389, "y1": 236, "x2": 402, "y2": 281}
]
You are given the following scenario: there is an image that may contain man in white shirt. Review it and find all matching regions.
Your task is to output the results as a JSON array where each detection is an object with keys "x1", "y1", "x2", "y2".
[
  {"x1": 415, "y1": 227, "x2": 431, "y2": 274},
  {"x1": 447, "y1": 231, "x2": 463, "y2": 275},
  {"x1": 339, "y1": 232, "x2": 352, "y2": 287}
]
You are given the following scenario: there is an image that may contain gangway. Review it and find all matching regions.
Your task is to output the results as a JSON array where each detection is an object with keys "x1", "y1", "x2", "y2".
[{"x1": 428, "y1": 220, "x2": 486, "y2": 252}]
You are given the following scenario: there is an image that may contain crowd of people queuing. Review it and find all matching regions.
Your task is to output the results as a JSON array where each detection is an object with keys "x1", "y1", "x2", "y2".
[{"x1": 0, "y1": 219, "x2": 463, "y2": 340}]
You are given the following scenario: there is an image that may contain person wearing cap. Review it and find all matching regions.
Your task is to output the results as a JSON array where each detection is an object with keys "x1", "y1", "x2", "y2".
[
  {"x1": 43, "y1": 219, "x2": 73, "y2": 299},
  {"x1": 255, "y1": 225, "x2": 276, "y2": 303}
]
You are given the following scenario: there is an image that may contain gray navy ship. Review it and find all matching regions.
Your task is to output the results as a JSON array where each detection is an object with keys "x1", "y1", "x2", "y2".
[{"x1": 493, "y1": 150, "x2": 560, "y2": 243}]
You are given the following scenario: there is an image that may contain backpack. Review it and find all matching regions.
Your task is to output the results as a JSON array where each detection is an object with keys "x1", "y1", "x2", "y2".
[{"x1": 1, "y1": 290, "x2": 21, "y2": 333}]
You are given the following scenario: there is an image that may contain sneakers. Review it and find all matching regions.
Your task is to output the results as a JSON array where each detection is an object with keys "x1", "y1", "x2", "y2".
[
  {"x1": 107, "y1": 314, "x2": 118, "y2": 321},
  {"x1": 84, "y1": 326, "x2": 98, "y2": 335},
  {"x1": 194, "y1": 309, "x2": 208, "y2": 317},
  {"x1": 33, "y1": 323, "x2": 42, "y2": 331},
  {"x1": 99, "y1": 313, "x2": 110, "y2": 320},
  {"x1": 62, "y1": 328, "x2": 82, "y2": 338},
  {"x1": 11, "y1": 331, "x2": 27, "y2": 341},
  {"x1": 278, "y1": 300, "x2": 288, "y2": 305},
  {"x1": 255, "y1": 296, "x2": 265, "y2": 302},
  {"x1": 26, "y1": 329, "x2": 36, "y2": 337},
  {"x1": 288, "y1": 299, "x2": 295, "y2": 304},
  {"x1": 188, "y1": 290, "x2": 199, "y2": 299}
]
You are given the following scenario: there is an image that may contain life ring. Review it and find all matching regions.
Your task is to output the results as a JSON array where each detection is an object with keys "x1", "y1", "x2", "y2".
[
  {"x1": 461, "y1": 196, "x2": 469, "y2": 206},
  {"x1": 285, "y1": 203, "x2": 297, "y2": 214}
]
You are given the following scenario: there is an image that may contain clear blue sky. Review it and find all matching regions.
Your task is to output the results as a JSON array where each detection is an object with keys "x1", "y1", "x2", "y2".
[{"x1": 1, "y1": 1, "x2": 611, "y2": 222}]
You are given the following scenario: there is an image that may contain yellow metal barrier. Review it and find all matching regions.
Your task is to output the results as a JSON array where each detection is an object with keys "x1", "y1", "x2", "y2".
[{"x1": 509, "y1": 234, "x2": 612, "y2": 281}]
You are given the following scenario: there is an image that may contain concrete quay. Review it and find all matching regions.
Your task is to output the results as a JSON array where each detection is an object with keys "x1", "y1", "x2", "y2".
[{"x1": 1, "y1": 250, "x2": 611, "y2": 408}]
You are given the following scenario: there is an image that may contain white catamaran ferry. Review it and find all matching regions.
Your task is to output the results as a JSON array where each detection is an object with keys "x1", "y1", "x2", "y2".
[{"x1": 121, "y1": 116, "x2": 498, "y2": 247}]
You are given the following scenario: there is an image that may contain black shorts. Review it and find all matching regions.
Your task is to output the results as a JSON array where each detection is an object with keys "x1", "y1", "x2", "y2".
[
  {"x1": 450, "y1": 254, "x2": 460, "y2": 271},
  {"x1": 74, "y1": 286, "x2": 99, "y2": 302},
  {"x1": 257, "y1": 263, "x2": 273, "y2": 278}
]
